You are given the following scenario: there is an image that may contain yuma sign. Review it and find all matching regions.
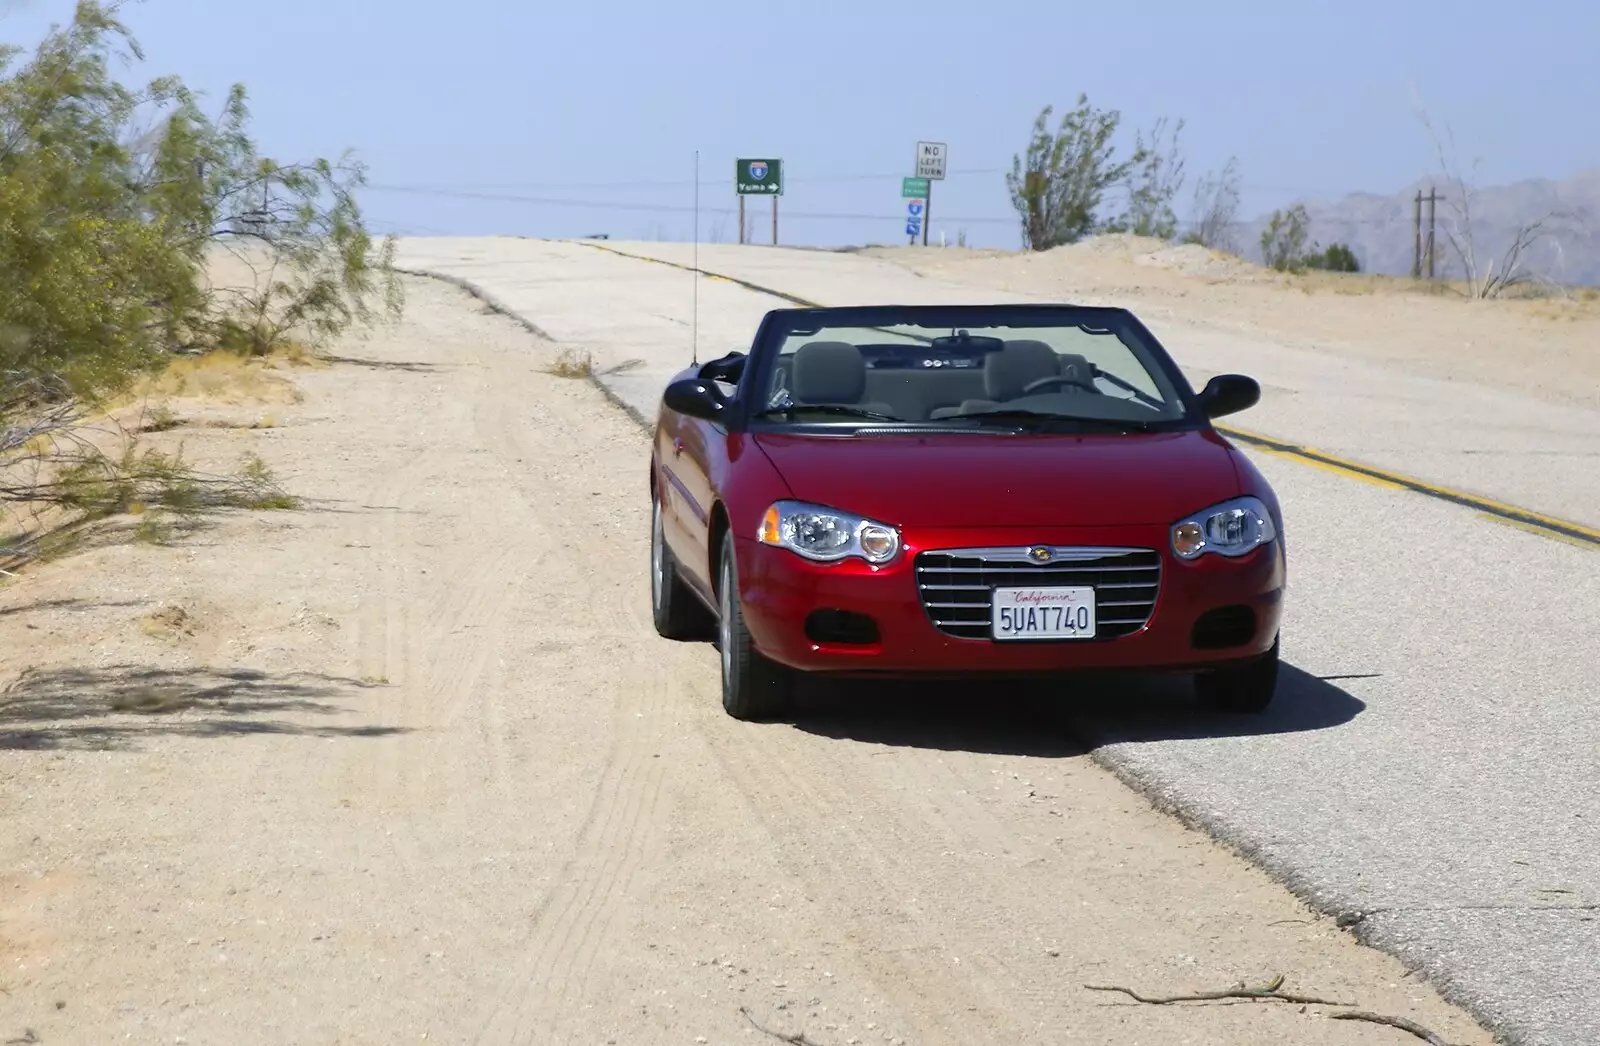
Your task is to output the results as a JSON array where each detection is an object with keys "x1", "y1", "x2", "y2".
[{"x1": 735, "y1": 158, "x2": 783, "y2": 195}]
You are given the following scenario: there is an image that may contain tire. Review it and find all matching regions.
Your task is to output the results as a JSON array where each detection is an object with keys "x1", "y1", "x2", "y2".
[
  {"x1": 651, "y1": 490, "x2": 712, "y2": 640},
  {"x1": 1194, "y1": 633, "x2": 1280, "y2": 714},
  {"x1": 715, "y1": 534, "x2": 792, "y2": 721}
]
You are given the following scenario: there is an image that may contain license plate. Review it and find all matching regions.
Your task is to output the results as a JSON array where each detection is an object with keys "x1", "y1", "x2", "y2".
[{"x1": 991, "y1": 586, "x2": 1096, "y2": 641}]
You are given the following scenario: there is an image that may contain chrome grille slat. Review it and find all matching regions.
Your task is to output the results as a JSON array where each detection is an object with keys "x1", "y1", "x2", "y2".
[
  {"x1": 908, "y1": 569, "x2": 1158, "y2": 578},
  {"x1": 914, "y1": 545, "x2": 1162, "y2": 641},
  {"x1": 920, "y1": 580, "x2": 1156, "y2": 592}
]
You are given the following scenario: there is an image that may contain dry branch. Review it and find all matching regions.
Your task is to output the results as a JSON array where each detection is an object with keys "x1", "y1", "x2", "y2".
[
  {"x1": 1084, "y1": 972, "x2": 1351, "y2": 1007},
  {"x1": 1186, "y1": 156, "x2": 1242, "y2": 253},
  {"x1": 1414, "y1": 107, "x2": 1560, "y2": 299},
  {"x1": 1084, "y1": 975, "x2": 1467, "y2": 1046},
  {"x1": 1330, "y1": 1010, "x2": 1459, "y2": 1045},
  {"x1": 740, "y1": 1005, "x2": 831, "y2": 1046}
]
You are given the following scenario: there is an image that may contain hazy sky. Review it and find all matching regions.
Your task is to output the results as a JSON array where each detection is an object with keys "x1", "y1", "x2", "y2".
[{"x1": 4, "y1": 0, "x2": 1596, "y2": 248}]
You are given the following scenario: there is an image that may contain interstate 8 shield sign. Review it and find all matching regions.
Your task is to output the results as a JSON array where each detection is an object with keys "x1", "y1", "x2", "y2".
[{"x1": 736, "y1": 158, "x2": 783, "y2": 195}]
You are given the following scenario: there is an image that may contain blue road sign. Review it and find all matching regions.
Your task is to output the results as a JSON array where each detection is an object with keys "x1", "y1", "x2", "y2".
[
  {"x1": 907, "y1": 199, "x2": 925, "y2": 217},
  {"x1": 906, "y1": 218, "x2": 922, "y2": 236}
]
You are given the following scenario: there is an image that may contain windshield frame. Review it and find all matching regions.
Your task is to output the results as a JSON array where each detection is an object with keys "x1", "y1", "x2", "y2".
[{"x1": 722, "y1": 303, "x2": 1207, "y2": 434}]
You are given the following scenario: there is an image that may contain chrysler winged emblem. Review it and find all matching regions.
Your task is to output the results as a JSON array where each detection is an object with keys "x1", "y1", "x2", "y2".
[{"x1": 1027, "y1": 546, "x2": 1054, "y2": 563}]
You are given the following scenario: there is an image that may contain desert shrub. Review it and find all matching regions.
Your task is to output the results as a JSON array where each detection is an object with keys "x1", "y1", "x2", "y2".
[
  {"x1": 1303, "y1": 242, "x2": 1361, "y2": 272},
  {"x1": 0, "y1": 1, "x2": 400, "y2": 556},
  {"x1": 1006, "y1": 94, "x2": 1187, "y2": 250},
  {"x1": 1260, "y1": 204, "x2": 1312, "y2": 272}
]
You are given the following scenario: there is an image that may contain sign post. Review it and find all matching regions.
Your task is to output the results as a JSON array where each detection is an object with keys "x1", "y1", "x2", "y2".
[
  {"x1": 735, "y1": 157, "x2": 783, "y2": 246},
  {"x1": 914, "y1": 141, "x2": 947, "y2": 248},
  {"x1": 901, "y1": 178, "x2": 929, "y2": 245},
  {"x1": 905, "y1": 197, "x2": 925, "y2": 244}
]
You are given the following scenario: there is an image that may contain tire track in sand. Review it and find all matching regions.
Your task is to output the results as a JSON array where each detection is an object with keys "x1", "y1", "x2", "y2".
[
  {"x1": 460, "y1": 341, "x2": 680, "y2": 1046},
  {"x1": 688, "y1": 698, "x2": 1124, "y2": 1040},
  {"x1": 350, "y1": 420, "x2": 425, "y2": 876},
  {"x1": 344, "y1": 313, "x2": 549, "y2": 883}
]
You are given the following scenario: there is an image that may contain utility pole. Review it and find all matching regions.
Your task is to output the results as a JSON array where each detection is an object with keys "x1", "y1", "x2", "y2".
[
  {"x1": 1412, "y1": 190, "x2": 1422, "y2": 278},
  {"x1": 1425, "y1": 187, "x2": 1437, "y2": 279}
]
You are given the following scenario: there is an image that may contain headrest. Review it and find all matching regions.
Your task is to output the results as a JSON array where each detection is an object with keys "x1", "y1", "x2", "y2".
[
  {"x1": 791, "y1": 341, "x2": 867, "y2": 403},
  {"x1": 985, "y1": 340, "x2": 1062, "y2": 399},
  {"x1": 1057, "y1": 352, "x2": 1094, "y2": 386}
]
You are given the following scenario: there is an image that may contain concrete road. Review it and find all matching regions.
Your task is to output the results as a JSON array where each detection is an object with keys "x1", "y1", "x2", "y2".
[
  {"x1": 394, "y1": 236, "x2": 1600, "y2": 1046},
  {"x1": 398, "y1": 236, "x2": 1599, "y2": 530}
]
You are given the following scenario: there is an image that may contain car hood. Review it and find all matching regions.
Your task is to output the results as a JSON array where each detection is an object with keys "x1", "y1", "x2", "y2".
[{"x1": 751, "y1": 428, "x2": 1242, "y2": 528}]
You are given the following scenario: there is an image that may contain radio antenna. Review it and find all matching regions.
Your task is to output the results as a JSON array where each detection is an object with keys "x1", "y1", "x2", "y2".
[{"x1": 691, "y1": 148, "x2": 700, "y2": 367}]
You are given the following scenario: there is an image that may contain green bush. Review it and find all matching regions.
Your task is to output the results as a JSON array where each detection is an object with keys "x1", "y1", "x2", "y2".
[
  {"x1": 1006, "y1": 94, "x2": 1187, "y2": 250},
  {"x1": 0, "y1": 1, "x2": 401, "y2": 391},
  {"x1": 0, "y1": 1, "x2": 400, "y2": 550},
  {"x1": 1304, "y1": 242, "x2": 1361, "y2": 272},
  {"x1": 1259, "y1": 204, "x2": 1311, "y2": 272}
]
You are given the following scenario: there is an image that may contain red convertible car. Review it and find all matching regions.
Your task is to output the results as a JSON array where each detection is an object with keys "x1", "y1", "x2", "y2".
[{"x1": 648, "y1": 304, "x2": 1285, "y2": 721}]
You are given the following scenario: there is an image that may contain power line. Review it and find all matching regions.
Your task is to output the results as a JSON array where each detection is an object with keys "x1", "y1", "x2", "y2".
[
  {"x1": 360, "y1": 182, "x2": 1453, "y2": 230},
  {"x1": 367, "y1": 167, "x2": 1010, "y2": 193},
  {"x1": 362, "y1": 184, "x2": 1019, "y2": 225},
  {"x1": 365, "y1": 215, "x2": 459, "y2": 236},
  {"x1": 369, "y1": 169, "x2": 1376, "y2": 200}
]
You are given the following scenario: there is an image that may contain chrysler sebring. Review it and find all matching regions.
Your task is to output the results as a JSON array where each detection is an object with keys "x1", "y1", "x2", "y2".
[{"x1": 648, "y1": 303, "x2": 1286, "y2": 721}]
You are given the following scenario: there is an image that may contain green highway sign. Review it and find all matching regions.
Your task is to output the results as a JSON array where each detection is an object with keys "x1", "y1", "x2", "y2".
[
  {"x1": 736, "y1": 157, "x2": 783, "y2": 195},
  {"x1": 901, "y1": 176, "x2": 930, "y2": 198}
]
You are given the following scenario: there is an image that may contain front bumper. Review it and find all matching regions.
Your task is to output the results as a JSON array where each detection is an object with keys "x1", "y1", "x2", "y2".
[{"x1": 736, "y1": 523, "x2": 1285, "y2": 677}]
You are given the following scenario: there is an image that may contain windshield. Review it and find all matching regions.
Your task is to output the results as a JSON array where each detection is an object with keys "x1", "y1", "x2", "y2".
[{"x1": 744, "y1": 307, "x2": 1194, "y2": 431}]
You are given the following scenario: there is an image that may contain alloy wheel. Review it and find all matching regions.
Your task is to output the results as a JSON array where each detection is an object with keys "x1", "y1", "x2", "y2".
[
  {"x1": 719, "y1": 556, "x2": 734, "y2": 688},
  {"x1": 650, "y1": 496, "x2": 664, "y2": 610}
]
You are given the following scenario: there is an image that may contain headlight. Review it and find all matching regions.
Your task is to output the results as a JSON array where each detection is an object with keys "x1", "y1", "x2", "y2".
[
  {"x1": 1171, "y1": 496, "x2": 1277, "y2": 560},
  {"x1": 757, "y1": 500, "x2": 901, "y2": 564}
]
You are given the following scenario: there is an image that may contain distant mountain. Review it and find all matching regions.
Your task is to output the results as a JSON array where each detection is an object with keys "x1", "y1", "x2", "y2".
[{"x1": 1233, "y1": 169, "x2": 1600, "y2": 286}]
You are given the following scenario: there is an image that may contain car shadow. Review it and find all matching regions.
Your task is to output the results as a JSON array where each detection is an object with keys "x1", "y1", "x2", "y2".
[{"x1": 785, "y1": 662, "x2": 1366, "y2": 757}]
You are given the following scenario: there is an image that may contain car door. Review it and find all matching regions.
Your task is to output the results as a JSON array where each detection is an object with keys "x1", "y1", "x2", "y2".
[
  {"x1": 659, "y1": 361, "x2": 748, "y2": 599},
  {"x1": 666, "y1": 412, "x2": 719, "y2": 596},
  {"x1": 656, "y1": 409, "x2": 698, "y2": 570}
]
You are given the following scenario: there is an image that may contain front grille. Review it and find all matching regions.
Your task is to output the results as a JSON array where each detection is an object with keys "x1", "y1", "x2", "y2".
[{"x1": 915, "y1": 546, "x2": 1162, "y2": 641}]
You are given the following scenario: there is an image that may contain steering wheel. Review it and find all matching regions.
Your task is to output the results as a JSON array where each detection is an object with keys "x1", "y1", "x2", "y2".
[{"x1": 1020, "y1": 373, "x2": 1096, "y2": 395}]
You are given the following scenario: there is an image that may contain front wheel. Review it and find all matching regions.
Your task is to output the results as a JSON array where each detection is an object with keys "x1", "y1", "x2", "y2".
[
  {"x1": 651, "y1": 491, "x2": 712, "y2": 640},
  {"x1": 1194, "y1": 634, "x2": 1279, "y2": 714},
  {"x1": 716, "y1": 535, "x2": 792, "y2": 721}
]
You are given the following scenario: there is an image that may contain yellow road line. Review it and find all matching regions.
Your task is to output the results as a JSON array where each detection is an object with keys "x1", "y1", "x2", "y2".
[
  {"x1": 564, "y1": 240, "x2": 1600, "y2": 550},
  {"x1": 1476, "y1": 512, "x2": 1597, "y2": 550},
  {"x1": 1217, "y1": 426, "x2": 1600, "y2": 546}
]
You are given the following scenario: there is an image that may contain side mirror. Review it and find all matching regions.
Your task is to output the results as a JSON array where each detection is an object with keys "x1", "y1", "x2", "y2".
[
  {"x1": 698, "y1": 350, "x2": 746, "y2": 384},
  {"x1": 1196, "y1": 374, "x2": 1260, "y2": 419},
  {"x1": 663, "y1": 378, "x2": 729, "y2": 421}
]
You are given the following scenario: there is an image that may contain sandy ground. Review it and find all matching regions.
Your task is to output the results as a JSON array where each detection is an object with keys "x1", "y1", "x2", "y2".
[
  {"x1": 861, "y1": 235, "x2": 1600, "y2": 412},
  {"x1": 0, "y1": 275, "x2": 1497, "y2": 1045}
]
